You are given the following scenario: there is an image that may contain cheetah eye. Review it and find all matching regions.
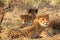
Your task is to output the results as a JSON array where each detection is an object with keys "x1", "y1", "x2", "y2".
[
  {"x1": 24, "y1": 20, "x2": 26, "y2": 22},
  {"x1": 27, "y1": 18, "x2": 29, "y2": 19}
]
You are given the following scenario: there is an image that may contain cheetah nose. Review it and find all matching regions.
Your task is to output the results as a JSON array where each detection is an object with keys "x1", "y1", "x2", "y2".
[{"x1": 45, "y1": 22, "x2": 48, "y2": 25}]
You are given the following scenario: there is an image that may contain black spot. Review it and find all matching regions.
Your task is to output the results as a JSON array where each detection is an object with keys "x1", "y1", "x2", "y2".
[
  {"x1": 0, "y1": 1, "x2": 4, "y2": 7},
  {"x1": 0, "y1": 26, "x2": 3, "y2": 33},
  {"x1": 5, "y1": 4, "x2": 14, "y2": 12},
  {"x1": 11, "y1": 35, "x2": 19, "y2": 39}
]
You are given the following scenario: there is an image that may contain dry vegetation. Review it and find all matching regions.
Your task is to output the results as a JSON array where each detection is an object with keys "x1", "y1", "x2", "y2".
[{"x1": 0, "y1": 0, "x2": 60, "y2": 40}]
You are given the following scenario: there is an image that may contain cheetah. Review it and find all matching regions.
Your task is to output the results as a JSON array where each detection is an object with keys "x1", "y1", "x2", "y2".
[
  {"x1": 35, "y1": 14, "x2": 49, "y2": 27},
  {"x1": 7, "y1": 14, "x2": 50, "y2": 39},
  {"x1": 19, "y1": 8, "x2": 38, "y2": 28}
]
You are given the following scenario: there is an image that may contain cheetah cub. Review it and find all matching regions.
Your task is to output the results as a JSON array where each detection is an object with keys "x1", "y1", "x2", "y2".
[{"x1": 7, "y1": 14, "x2": 50, "y2": 39}]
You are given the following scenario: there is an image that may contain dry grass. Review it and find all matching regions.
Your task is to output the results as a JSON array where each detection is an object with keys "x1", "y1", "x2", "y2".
[{"x1": 0, "y1": 0, "x2": 60, "y2": 40}]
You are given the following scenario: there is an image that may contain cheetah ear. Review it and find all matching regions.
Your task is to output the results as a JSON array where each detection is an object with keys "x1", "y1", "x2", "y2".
[
  {"x1": 35, "y1": 9, "x2": 38, "y2": 14},
  {"x1": 28, "y1": 8, "x2": 38, "y2": 14},
  {"x1": 28, "y1": 9, "x2": 32, "y2": 14}
]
